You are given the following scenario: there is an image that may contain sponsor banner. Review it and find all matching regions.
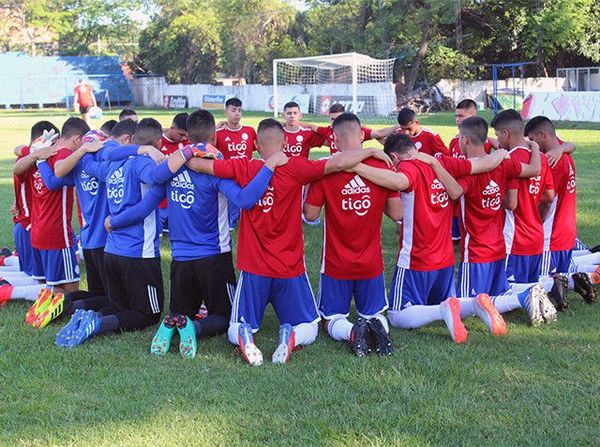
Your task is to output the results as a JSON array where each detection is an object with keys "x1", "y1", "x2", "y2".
[
  {"x1": 202, "y1": 94, "x2": 226, "y2": 110},
  {"x1": 266, "y1": 94, "x2": 310, "y2": 113},
  {"x1": 316, "y1": 95, "x2": 379, "y2": 116},
  {"x1": 522, "y1": 92, "x2": 600, "y2": 123},
  {"x1": 163, "y1": 95, "x2": 188, "y2": 109}
]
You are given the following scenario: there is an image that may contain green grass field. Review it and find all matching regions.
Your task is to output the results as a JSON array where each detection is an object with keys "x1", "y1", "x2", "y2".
[{"x1": 1, "y1": 109, "x2": 600, "y2": 446}]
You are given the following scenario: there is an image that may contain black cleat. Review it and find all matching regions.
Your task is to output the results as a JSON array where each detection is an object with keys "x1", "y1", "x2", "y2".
[
  {"x1": 367, "y1": 317, "x2": 394, "y2": 356},
  {"x1": 549, "y1": 275, "x2": 569, "y2": 311},
  {"x1": 349, "y1": 318, "x2": 370, "y2": 357},
  {"x1": 590, "y1": 244, "x2": 600, "y2": 254},
  {"x1": 572, "y1": 272, "x2": 597, "y2": 304},
  {"x1": 0, "y1": 247, "x2": 12, "y2": 257}
]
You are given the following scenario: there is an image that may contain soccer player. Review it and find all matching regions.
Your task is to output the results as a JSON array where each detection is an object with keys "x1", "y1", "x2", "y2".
[
  {"x1": 454, "y1": 116, "x2": 558, "y2": 326},
  {"x1": 396, "y1": 108, "x2": 451, "y2": 157},
  {"x1": 281, "y1": 101, "x2": 327, "y2": 158},
  {"x1": 73, "y1": 79, "x2": 97, "y2": 125},
  {"x1": 303, "y1": 113, "x2": 402, "y2": 356},
  {"x1": 118, "y1": 108, "x2": 138, "y2": 123},
  {"x1": 55, "y1": 118, "x2": 197, "y2": 347},
  {"x1": 105, "y1": 110, "x2": 286, "y2": 358},
  {"x1": 448, "y1": 99, "x2": 497, "y2": 159},
  {"x1": 348, "y1": 133, "x2": 522, "y2": 343},
  {"x1": 186, "y1": 118, "x2": 392, "y2": 365},
  {"x1": 525, "y1": 116, "x2": 598, "y2": 304},
  {"x1": 302, "y1": 103, "x2": 397, "y2": 155},
  {"x1": 100, "y1": 120, "x2": 117, "y2": 136},
  {"x1": 215, "y1": 98, "x2": 257, "y2": 160}
]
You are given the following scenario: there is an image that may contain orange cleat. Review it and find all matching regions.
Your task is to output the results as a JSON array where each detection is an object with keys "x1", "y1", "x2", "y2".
[
  {"x1": 474, "y1": 294, "x2": 507, "y2": 336},
  {"x1": 440, "y1": 297, "x2": 468, "y2": 344}
]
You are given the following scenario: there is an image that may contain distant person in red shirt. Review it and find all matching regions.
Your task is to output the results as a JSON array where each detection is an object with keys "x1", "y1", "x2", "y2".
[
  {"x1": 395, "y1": 108, "x2": 451, "y2": 158},
  {"x1": 215, "y1": 98, "x2": 257, "y2": 160},
  {"x1": 73, "y1": 79, "x2": 97, "y2": 125},
  {"x1": 282, "y1": 101, "x2": 327, "y2": 158}
]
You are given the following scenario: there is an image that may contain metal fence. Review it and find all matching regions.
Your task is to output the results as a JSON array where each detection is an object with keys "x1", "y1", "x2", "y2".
[{"x1": 556, "y1": 67, "x2": 600, "y2": 92}]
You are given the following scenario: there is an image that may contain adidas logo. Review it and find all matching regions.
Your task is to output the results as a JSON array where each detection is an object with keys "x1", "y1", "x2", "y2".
[
  {"x1": 342, "y1": 175, "x2": 371, "y2": 195},
  {"x1": 225, "y1": 136, "x2": 231, "y2": 142},
  {"x1": 482, "y1": 179, "x2": 500, "y2": 196},
  {"x1": 108, "y1": 166, "x2": 124, "y2": 185},
  {"x1": 171, "y1": 170, "x2": 194, "y2": 190},
  {"x1": 431, "y1": 178, "x2": 445, "y2": 190}
]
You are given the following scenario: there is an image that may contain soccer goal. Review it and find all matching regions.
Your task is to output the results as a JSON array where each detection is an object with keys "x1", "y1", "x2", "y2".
[{"x1": 272, "y1": 52, "x2": 397, "y2": 122}]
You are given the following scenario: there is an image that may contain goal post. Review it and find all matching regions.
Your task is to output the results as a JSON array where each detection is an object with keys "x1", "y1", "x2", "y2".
[{"x1": 272, "y1": 52, "x2": 397, "y2": 122}]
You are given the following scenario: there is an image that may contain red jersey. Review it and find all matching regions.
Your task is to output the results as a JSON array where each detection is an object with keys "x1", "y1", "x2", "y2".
[
  {"x1": 74, "y1": 84, "x2": 94, "y2": 107},
  {"x1": 504, "y1": 147, "x2": 554, "y2": 256},
  {"x1": 396, "y1": 157, "x2": 472, "y2": 271},
  {"x1": 543, "y1": 154, "x2": 576, "y2": 251},
  {"x1": 395, "y1": 127, "x2": 450, "y2": 157},
  {"x1": 159, "y1": 135, "x2": 190, "y2": 208},
  {"x1": 215, "y1": 125, "x2": 257, "y2": 160},
  {"x1": 283, "y1": 126, "x2": 326, "y2": 158},
  {"x1": 448, "y1": 135, "x2": 494, "y2": 159},
  {"x1": 305, "y1": 158, "x2": 399, "y2": 279},
  {"x1": 29, "y1": 148, "x2": 75, "y2": 250},
  {"x1": 213, "y1": 156, "x2": 327, "y2": 278},
  {"x1": 457, "y1": 159, "x2": 523, "y2": 263},
  {"x1": 13, "y1": 146, "x2": 32, "y2": 229},
  {"x1": 315, "y1": 125, "x2": 373, "y2": 155}
]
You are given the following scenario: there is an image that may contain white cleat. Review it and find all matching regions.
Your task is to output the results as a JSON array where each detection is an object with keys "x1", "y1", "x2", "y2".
[
  {"x1": 525, "y1": 284, "x2": 545, "y2": 327},
  {"x1": 539, "y1": 291, "x2": 558, "y2": 323}
]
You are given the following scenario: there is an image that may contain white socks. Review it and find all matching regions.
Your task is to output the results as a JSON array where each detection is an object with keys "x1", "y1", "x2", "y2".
[
  {"x1": 388, "y1": 305, "x2": 442, "y2": 329},
  {"x1": 7, "y1": 284, "x2": 46, "y2": 301},
  {"x1": 327, "y1": 318, "x2": 353, "y2": 341},
  {"x1": 292, "y1": 322, "x2": 318, "y2": 346}
]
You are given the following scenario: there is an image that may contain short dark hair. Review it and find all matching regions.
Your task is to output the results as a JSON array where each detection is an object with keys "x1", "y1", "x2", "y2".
[
  {"x1": 61, "y1": 117, "x2": 90, "y2": 139},
  {"x1": 119, "y1": 108, "x2": 137, "y2": 120},
  {"x1": 397, "y1": 108, "x2": 417, "y2": 125},
  {"x1": 225, "y1": 98, "x2": 242, "y2": 108},
  {"x1": 383, "y1": 133, "x2": 415, "y2": 157},
  {"x1": 283, "y1": 101, "x2": 300, "y2": 111},
  {"x1": 100, "y1": 119, "x2": 118, "y2": 135},
  {"x1": 110, "y1": 119, "x2": 137, "y2": 138},
  {"x1": 186, "y1": 110, "x2": 215, "y2": 144},
  {"x1": 490, "y1": 109, "x2": 523, "y2": 131},
  {"x1": 134, "y1": 118, "x2": 162, "y2": 146},
  {"x1": 456, "y1": 99, "x2": 478, "y2": 111},
  {"x1": 257, "y1": 118, "x2": 284, "y2": 134},
  {"x1": 30, "y1": 121, "x2": 59, "y2": 142},
  {"x1": 332, "y1": 112, "x2": 361, "y2": 132},
  {"x1": 172, "y1": 113, "x2": 189, "y2": 131},
  {"x1": 329, "y1": 103, "x2": 346, "y2": 114},
  {"x1": 524, "y1": 115, "x2": 556, "y2": 137},
  {"x1": 459, "y1": 116, "x2": 488, "y2": 145}
]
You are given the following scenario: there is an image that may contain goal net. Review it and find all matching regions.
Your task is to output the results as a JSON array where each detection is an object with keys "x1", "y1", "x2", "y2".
[{"x1": 272, "y1": 52, "x2": 397, "y2": 122}]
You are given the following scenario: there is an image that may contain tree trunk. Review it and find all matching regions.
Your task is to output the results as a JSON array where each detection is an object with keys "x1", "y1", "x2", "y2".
[{"x1": 406, "y1": 11, "x2": 431, "y2": 93}]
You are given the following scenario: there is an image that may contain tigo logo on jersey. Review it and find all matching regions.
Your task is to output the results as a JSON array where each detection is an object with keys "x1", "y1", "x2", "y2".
[
  {"x1": 481, "y1": 180, "x2": 501, "y2": 210},
  {"x1": 227, "y1": 140, "x2": 248, "y2": 156},
  {"x1": 430, "y1": 179, "x2": 449, "y2": 208},
  {"x1": 528, "y1": 176, "x2": 541, "y2": 195},
  {"x1": 258, "y1": 185, "x2": 275, "y2": 212},
  {"x1": 80, "y1": 170, "x2": 99, "y2": 196},
  {"x1": 32, "y1": 170, "x2": 45, "y2": 193},
  {"x1": 567, "y1": 164, "x2": 576, "y2": 194},
  {"x1": 107, "y1": 167, "x2": 125, "y2": 204},
  {"x1": 285, "y1": 142, "x2": 303, "y2": 156},
  {"x1": 170, "y1": 170, "x2": 195, "y2": 209},
  {"x1": 341, "y1": 175, "x2": 371, "y2": 216}
]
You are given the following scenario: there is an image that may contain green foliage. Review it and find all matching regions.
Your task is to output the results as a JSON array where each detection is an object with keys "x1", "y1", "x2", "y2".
[{"x1": 423, "y1": 45, "x2": 475, "y2": 83}]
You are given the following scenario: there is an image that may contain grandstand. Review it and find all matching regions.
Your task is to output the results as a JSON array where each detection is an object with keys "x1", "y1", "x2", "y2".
[{"x1": 0, "y1": 52, "x2": 133, "y2": 109}]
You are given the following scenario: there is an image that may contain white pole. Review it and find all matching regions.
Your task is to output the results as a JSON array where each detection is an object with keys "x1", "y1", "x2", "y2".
[
  {"x1": 273, "y1": 59, "x2": 279, "y2": 118},
  {"x1": 351, "y1": 53, "x2": 358, "y2": 114}
]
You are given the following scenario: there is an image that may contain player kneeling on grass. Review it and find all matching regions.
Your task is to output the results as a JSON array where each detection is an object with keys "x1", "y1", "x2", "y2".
[
  {"x1": 187, "y1": 118, "x2": 392, "y2": 365},
  {"x1": 55, "y1": 119, "x2": 196, "y2": 347},
  {"x1": 303, "y1": 113, "x2": 402, "y2": 356},
  {"x1": 104, "y1": 110, "x2": 286, "y2": 358}
]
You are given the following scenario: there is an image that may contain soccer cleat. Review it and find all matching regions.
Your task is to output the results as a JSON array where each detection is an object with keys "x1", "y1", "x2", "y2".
[
  {"x1": 272, "y1": 323, "x2": 297, "y2": 364},
  {"x1": 237, "y1": 322, "x2": 263, "y2": 366},
  {"x1": 25, "y1": 288, "x2": 53, "y2": 325},
  {"x1": 589, "y1": 244, "x2": 600, "y2": 254},
  {"x1": 150, "y1": 314, "x2": 177, "y2": 356},
  {"x1": 195, "y1": 303, "x2": 208, "y2": 320},
  {"x1": 548, "y1": 275, "x2": 569, "y2": 311},
  {"x1": 367, "y1": 317, "x2": 394, "y2": 356},
  {"x1": 524, "y1": 285, "x2": 545, "y2": 326},
  {"x1": 0, "y1": 247, "x2": 12, "y2": 257},
  {"x1": 32, "y1": 292, "x2": 64, "y2": 328},
  {"x1": 177, "y1": 315, "x2": 197, "y2": 359},
  {"x1": 0, "y1": 279, "x2": 10, "y2": 287},
  {"x1": 572, "y1": 272, "x2": 597, "y2": 304},
  {"x1": 67, "y1": 310, "x2": 101, "y2": 347},
  {"x1": 0, "y1": 284, "x2": 13, "y2": 306},
  {"x1": 55, "y1": 309, "x2": 86, "y2": 347},
  {"x1": 474, "y1": 294, "x2": 507, "y2": 337},
  {"x1": 349, "y1": 317, "x2": 370, "y2": 357},
  {"x1": 539, "y1": 291, "x2": 558, "y2": 323},
  {"x1": 589, "y1": 266, "x2": 600, "y2": 286},
  {"x1": 440, "y1": 297, "x2": 468, "y2": 344}
]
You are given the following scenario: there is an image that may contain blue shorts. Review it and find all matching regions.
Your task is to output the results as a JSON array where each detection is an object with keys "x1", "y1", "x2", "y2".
[
  {"x1": 40, "y1": 247, "x2": 80, "y2": 285},
  {"x1": 231, "y1": 271, "x2": 320, "y2": 331},
  {"x1": 30, "y1": 248, "x2": 45, "y2": 280},
  {"x1": 574, "y1": 238, "x2": 588, "y2": 251},
  {"x1": 389, "y1": 265, "x2": 456, "y2": 311},
  {"x1": 159, "y1": 207, "x2": 169, "y2": 232},
  {"x1": 541, "y1": 250, "x2": 573, "y2": 276},
  {"x1": 13, "y1": 224, "x2": 33, "y2": 276},
  {"x1": 458, "y1": 260, "x2": 510, "y2": 297},
  {"x1": 506, "y1": 254, "x2": 542, "y2": 283},
  {"x1": 318, "y1": 273, "x2": 388, "y2": 319},
  {"x1": 452, "y1": 216, "x2": 461, "y2": 241}
]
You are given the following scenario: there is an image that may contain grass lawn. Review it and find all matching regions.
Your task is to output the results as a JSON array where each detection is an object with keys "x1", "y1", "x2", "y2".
[{"x1": 0, "y1": 108, "x2": 599, "y2": 446}]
